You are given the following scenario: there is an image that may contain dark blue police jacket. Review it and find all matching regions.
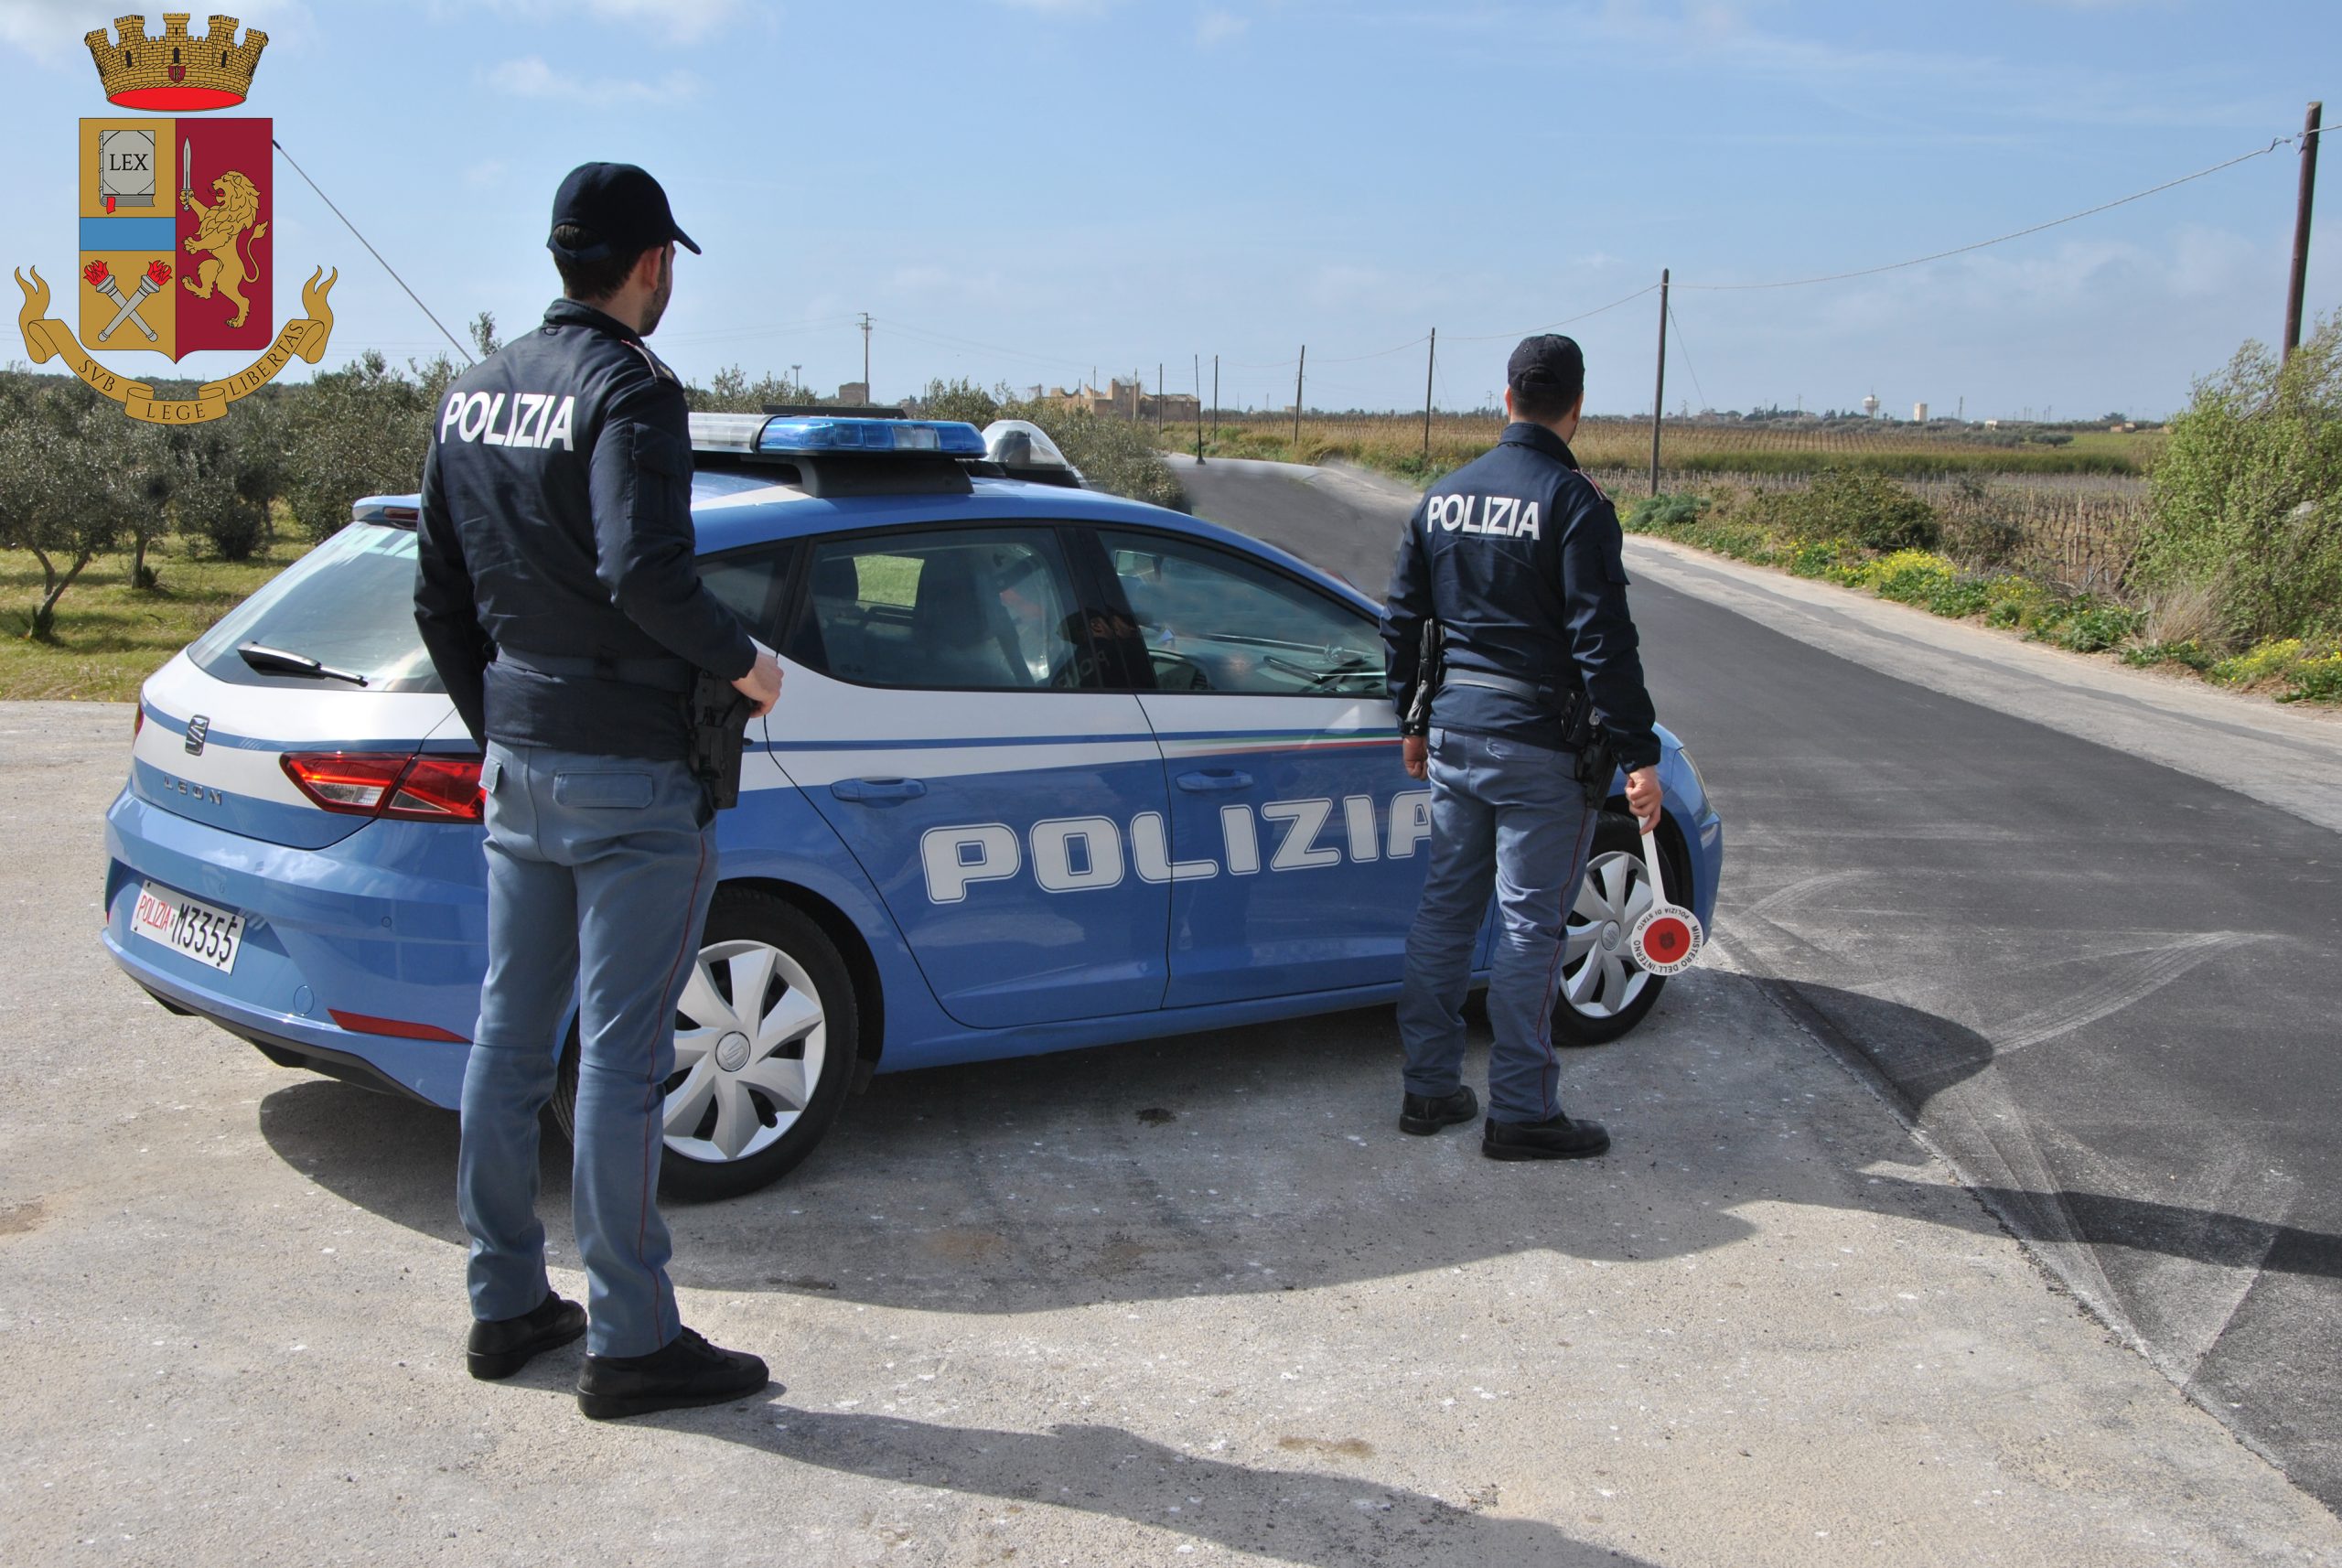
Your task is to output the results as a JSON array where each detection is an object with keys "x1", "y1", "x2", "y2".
[
  {"x1": 1380, "y1": 422, "x2": 1660, "y2": 771},
  {"x1": 414, "y1": 298, "x2": 755, "y2": 760}
]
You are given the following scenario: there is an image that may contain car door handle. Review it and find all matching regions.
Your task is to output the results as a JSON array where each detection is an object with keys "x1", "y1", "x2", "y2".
[
  {"x1": 1175, "y1": 768, "x2": 1253, "y2": 793},
  {"x1": 831, "y1": 778, "x2": 928, "y2": 805}
]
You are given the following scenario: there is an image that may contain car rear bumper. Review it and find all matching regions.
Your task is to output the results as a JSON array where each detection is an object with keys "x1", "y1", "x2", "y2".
[{"x1": 102, "y1": 786, "x2": 486, "y2": 1109}]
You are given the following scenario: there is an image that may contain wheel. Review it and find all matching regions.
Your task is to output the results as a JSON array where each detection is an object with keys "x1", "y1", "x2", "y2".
[
  {"x1": 1551, "y1": 812, "x2": 1674, "y2": 1047},
  {"x1": 553, "y1": 887, "x2": 858, "y2": 1200}
]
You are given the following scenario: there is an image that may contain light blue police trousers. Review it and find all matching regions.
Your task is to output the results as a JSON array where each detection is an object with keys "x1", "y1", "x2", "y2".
[
  {"x1": 457, "y1": 742, "x2": 716, "y2": 1358},
  {"x1": 1396, "y1": 725, "x2": 1598, "y2": 1124}
]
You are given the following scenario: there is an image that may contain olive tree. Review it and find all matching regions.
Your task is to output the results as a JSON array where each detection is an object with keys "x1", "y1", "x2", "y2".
[{"x1": 0, "y1": 382, "x2": 138, "y2": 639}]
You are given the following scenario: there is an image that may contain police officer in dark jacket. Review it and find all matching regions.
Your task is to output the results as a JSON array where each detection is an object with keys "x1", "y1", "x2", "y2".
[
  {"x1": 1380, "y1": 335, "x2": 1663, "y2": 1161},
  {"x1": 415, "y1": 163, "x2": 783, "y2": 1419}
]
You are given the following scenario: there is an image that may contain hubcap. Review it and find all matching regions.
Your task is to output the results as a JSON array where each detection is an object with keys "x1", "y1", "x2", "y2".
[
  {"x1": 661, "y1": 939, "x2": 827, "y2": 1164},
  {"x1": 1562, "y1": 851, "x2": 1656, "y2": 1019},
  {"x1": 714, "y1": 1031, "x2": 751, "y2": 1072}
]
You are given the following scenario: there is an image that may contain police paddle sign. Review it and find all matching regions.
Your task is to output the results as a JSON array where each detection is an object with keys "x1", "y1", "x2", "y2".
[{"x1": 1627, "y1": 827, "x2": 1703, "y2": 976}]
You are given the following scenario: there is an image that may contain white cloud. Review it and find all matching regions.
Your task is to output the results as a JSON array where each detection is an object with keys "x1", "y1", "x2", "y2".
[
  {"x1": 483, "y1": 54, "x2": 700, "y2": 103},
  {"x1": 439, "y1": 0, "x2": 744, "y2": 45},
  {"x1": 988, "y1": 0, "x2": 1122, "y2": 14},
  {"x1": 1198, "y1": 7, "x2": 1249, "y2": 46}
]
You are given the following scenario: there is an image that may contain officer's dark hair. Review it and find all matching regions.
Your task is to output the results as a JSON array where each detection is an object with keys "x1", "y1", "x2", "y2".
[
  {"x1": 1510, "y1": 375, "x2": 1583, "y2": 425},
  {"x1": 551, "y1": 225, "x2": 653, "y2": 304}
]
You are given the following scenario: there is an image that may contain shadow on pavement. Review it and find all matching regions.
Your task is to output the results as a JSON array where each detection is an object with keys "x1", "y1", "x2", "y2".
[
  {"x1": 635, "y1": 1405, "x2": 1658, "y2": 1568},
  {"x1": 254, "y1": 975, "x2": 2342, "y2": 1312}
]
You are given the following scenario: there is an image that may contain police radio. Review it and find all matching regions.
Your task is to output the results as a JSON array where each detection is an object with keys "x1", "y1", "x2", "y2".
[{"x1": 1627, "y1": 827, "x2": 1703, "y2": 975}]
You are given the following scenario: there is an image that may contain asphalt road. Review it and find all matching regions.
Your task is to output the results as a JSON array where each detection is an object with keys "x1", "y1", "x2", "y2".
[{"x1": 1172, "y1": 453, "x2": 2342, "y2": 1514}]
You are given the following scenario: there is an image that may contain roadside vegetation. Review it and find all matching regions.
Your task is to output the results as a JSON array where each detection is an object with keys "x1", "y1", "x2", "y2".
[
  {"x1": 1611, "y1": 320, "x2": 2341, "y2": 706},
  {"x1": 1190, "y1": 410, "x2": 2159, "y2": 485}
]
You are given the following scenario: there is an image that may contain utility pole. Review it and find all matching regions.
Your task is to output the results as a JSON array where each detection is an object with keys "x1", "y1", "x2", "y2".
[
  {"x1": 1649, "y1": 268, "x2": 1670, "y2": 497},
  {"x1": 1422, "y1": 328, "x2": 1437, "y2": 467},
  {"x1": 2285, "y1": 101, "x2": 2322, "y2": 360},
  {"x1": 1156, "y1": 362, "x2": 1165, "y2": 436},
  {"x1": 1194, "y1": 353, "x2": 1204, "y2": 464},
  {"x1": 857, "y1": 313, "x2": 871, "y2": 401},
  {"x1": 1211, "y1": 354, "x2": 1219, "y2": 449},
  {"x1": 1292, "y1": 345, "x2": 1305, "y2": 453}
]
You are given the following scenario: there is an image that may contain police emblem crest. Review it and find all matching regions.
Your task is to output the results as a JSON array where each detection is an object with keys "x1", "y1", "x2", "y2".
[{"x1": 13, "y1": 14, "x2": 336, "y2": 424}]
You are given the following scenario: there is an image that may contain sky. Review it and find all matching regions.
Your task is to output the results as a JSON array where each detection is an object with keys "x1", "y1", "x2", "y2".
[{"x1": 2, "y1": 0, "x2": 2336, "y2": 421}]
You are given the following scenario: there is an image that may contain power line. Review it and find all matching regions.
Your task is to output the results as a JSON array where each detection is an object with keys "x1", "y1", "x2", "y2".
[
  {"x1": 1677, "y1": 134, "x2": 2301, "y2": 292},
  {"x1": 271, "y1": 137, "x2": 474, "y2": 365},
  {"x1": 1665, "y1": 296, "x2": 1707, "y2": 413},
  {"x1": 1446, "y1": 283, "x2": 1662, "y2": 343}
]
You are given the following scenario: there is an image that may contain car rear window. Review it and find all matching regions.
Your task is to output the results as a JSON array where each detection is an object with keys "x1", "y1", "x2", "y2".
[{"x1": 188, "y1": 523, "x2": 444, "y2": 692}]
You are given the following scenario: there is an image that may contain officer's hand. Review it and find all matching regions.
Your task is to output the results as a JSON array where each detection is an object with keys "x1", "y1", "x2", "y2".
[
  {"x1": 1625, "y1": 766, "x2": 1662, "y2": 832},
  {"x1": 734, "y1": 648, "x2": 783, "y2": 719},
  {"x1": 1402, "y1": 735, "x2": 1429, "y2": 780}
]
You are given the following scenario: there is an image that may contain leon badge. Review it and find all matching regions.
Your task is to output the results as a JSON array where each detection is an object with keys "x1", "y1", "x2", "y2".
[{"x1": 13, "y1": 14, "x2": 336, "y2": 424}]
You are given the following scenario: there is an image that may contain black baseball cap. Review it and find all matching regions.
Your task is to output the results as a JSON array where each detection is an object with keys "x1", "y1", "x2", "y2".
[
  {"x1": 547, "y1": 163, "x2": 700, "y2": 263},
  {"x1": 1507, "y1": 334, "x2": 1585, "y2": 398}
]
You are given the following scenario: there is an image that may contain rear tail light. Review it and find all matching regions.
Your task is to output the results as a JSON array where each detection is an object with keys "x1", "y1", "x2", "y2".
[
  {"x1": 134, "y1": 706, "x2": 145, "y2": 744},
  {"x1": 281, "y1": 751, "x2": 484, "y2": 823}
]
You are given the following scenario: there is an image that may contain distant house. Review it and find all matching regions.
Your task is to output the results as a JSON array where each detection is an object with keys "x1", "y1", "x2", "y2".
[{"x1": 1044, "y1": 379, "x2": 1200, "y2": 423}]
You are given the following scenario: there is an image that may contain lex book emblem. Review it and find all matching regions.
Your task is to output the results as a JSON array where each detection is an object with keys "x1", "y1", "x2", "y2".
[{"x1": 13, "y1": 14, "x2": 336, "y2": 424}]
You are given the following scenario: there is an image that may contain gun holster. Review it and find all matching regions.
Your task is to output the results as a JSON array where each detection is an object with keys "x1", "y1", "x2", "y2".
[{"x1": 687, "y1": 671, "x2": 752, "y2": 811}]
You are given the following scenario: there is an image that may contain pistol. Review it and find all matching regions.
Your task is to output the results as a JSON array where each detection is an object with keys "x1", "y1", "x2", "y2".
[
  {"x1": 688, "y1": 670, "x2": 752, "y2": 811},
  {"x1": 1402, "y1": 618, "x2": 1443, "y2": 737}
]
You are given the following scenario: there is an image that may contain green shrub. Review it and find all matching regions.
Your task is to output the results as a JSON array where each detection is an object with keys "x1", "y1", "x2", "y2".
[
  {"x1": 2282, "y1": 652, "x2": 2342, "y2": 703},
  {"x1": 996, "y1": 399, "x2": 1184, "y2": 511},
  {"x1": 1624, "y1": 491, "x2": 1708, "y2": 532},
  {"x1": 2208, "y1": 638, "x2": 2306, "y2": 685},
  {"x1": 2122, "y1": 639, "x2": 2218, "y2": 672},
  {"x1": 1747, "y1": 467, "x2": 1941, "y2": 552},
  {"x1": 2032, "y1": 600, "x2": 2143, "y2": 653},
  {"x1": 2135, "y1": 316, "x2": 2342, "y2": 643}
]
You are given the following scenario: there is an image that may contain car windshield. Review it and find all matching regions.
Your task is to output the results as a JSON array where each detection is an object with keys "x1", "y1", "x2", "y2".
[{"x1": 188, "y1": 523, "x2": 443, "y2": 692}]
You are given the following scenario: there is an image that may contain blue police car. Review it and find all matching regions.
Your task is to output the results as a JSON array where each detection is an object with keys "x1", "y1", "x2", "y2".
[{"x1": 102, "y1": 414, "x2": 1724, "y2": 1198}]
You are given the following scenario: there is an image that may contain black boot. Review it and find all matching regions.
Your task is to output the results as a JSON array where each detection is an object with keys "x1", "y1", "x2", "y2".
[
  {"x1": 1400, "y1": 1084, "x2": 1480, "y2": 1135},
  {"x1": 1482, "y1": 1112, "x2": 1611, "y2": 1161},
  {"x1": 577, "y1": 1327, "x2": 771, "y2": 1421},
  {"x1": 467, "y1": 1291, "x2": 587, "y2": 1380}
]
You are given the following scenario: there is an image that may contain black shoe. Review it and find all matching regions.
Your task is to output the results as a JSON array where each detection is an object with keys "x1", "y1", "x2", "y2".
[
  {"x1": 467, "y1": 1291, "x2": 587, "y2": 1380},
  {"x1": 1400, "y1": 1084, "x2": 1480, "y2": 1135},
  {"x1": 577, "y1": 1326, "x2": 771, "y2": 1421},
  {"x1": 1482, "y1": 1112, "x2": 1612, "y2": 1161}
]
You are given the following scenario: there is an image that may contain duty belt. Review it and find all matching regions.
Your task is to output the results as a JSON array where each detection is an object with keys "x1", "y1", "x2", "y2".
[
  {"x1": 1444, "y1": 669, "x2": 1547, "y2": 702},
  {"x1": 494, "y1": 648, "x2": 696, "y2": 693}
]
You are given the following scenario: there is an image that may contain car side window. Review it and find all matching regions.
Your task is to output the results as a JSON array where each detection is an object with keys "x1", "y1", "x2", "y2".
[
  {"x1": 1097, "y1": 529, "x2": 1387, "y2": 698},
  {"x1": 699, "y1": 545, "x2": 797, "y2": 647},
  {"x1": 786, "y1": 526, "x2": 1094, "y2": 691}
]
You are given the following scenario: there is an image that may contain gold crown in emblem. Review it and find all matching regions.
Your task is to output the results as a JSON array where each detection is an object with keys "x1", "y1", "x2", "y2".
[{"x1": 86, "y1": 14, "x2": 269, "y2": 112}]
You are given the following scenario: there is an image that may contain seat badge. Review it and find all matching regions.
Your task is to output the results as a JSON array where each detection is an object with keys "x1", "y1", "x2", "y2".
[{"x1": 185, "y1": 714, "x2": 209, "y2": 756}]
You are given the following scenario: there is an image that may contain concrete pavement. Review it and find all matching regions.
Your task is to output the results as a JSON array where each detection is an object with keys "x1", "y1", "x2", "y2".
[{"x1": 5, "y1": 698, "x2": 2339, "y2": 1564}]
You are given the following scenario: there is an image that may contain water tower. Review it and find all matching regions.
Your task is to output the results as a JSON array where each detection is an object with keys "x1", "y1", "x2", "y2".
[
  {"x1": 1913, "y1": 402, "x2": 1929, "y2": 423},
  {"x1": 1862, "y1": 391, "x2": 1879, "y2": 419}
]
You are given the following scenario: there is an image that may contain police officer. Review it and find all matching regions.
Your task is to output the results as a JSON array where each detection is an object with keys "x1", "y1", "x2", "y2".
[
  {"x1": 1381, "y1": 334, "x2": 1663, "y2": 1161},
  {"x1": 414, "y1": 163, "x2": 784, "y2": 1418}
]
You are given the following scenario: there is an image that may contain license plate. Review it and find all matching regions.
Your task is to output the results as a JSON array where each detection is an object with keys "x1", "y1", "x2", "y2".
[{"x1": 131, "y1": 882, "x2": 245, "y2": 973}]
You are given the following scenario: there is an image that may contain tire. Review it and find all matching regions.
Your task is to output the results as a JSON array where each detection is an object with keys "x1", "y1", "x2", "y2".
[
  {"x1": 553, "y1": 887, "x2": 858, "y2": 1201},
  {"x1": 1550, "y1": 811, "x2": 1675, "y2": 1047}
]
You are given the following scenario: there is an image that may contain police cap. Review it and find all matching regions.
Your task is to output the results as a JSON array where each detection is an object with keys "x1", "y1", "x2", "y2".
[
  {"x1": 1507, "y1": 334, "x2": 1585, "y2": 402},
  {"x1": 547, "y1": 163, "x2": 701, "y2": 263}
]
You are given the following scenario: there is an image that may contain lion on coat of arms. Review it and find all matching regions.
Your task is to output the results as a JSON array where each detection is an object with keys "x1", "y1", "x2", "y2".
[{"x1": 180, "y1": 170, "x2": 268, "y2": 329}]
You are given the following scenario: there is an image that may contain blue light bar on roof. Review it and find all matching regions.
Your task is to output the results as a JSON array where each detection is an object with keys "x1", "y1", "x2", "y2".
[{"x1": 755, "y1": 417, "x2": 988, "y2": 457}]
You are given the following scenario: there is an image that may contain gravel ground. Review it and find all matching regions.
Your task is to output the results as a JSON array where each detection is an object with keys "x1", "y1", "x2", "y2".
[{"x1": 5, "y1": 698, "x2": 2337, "y2": 1566}]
